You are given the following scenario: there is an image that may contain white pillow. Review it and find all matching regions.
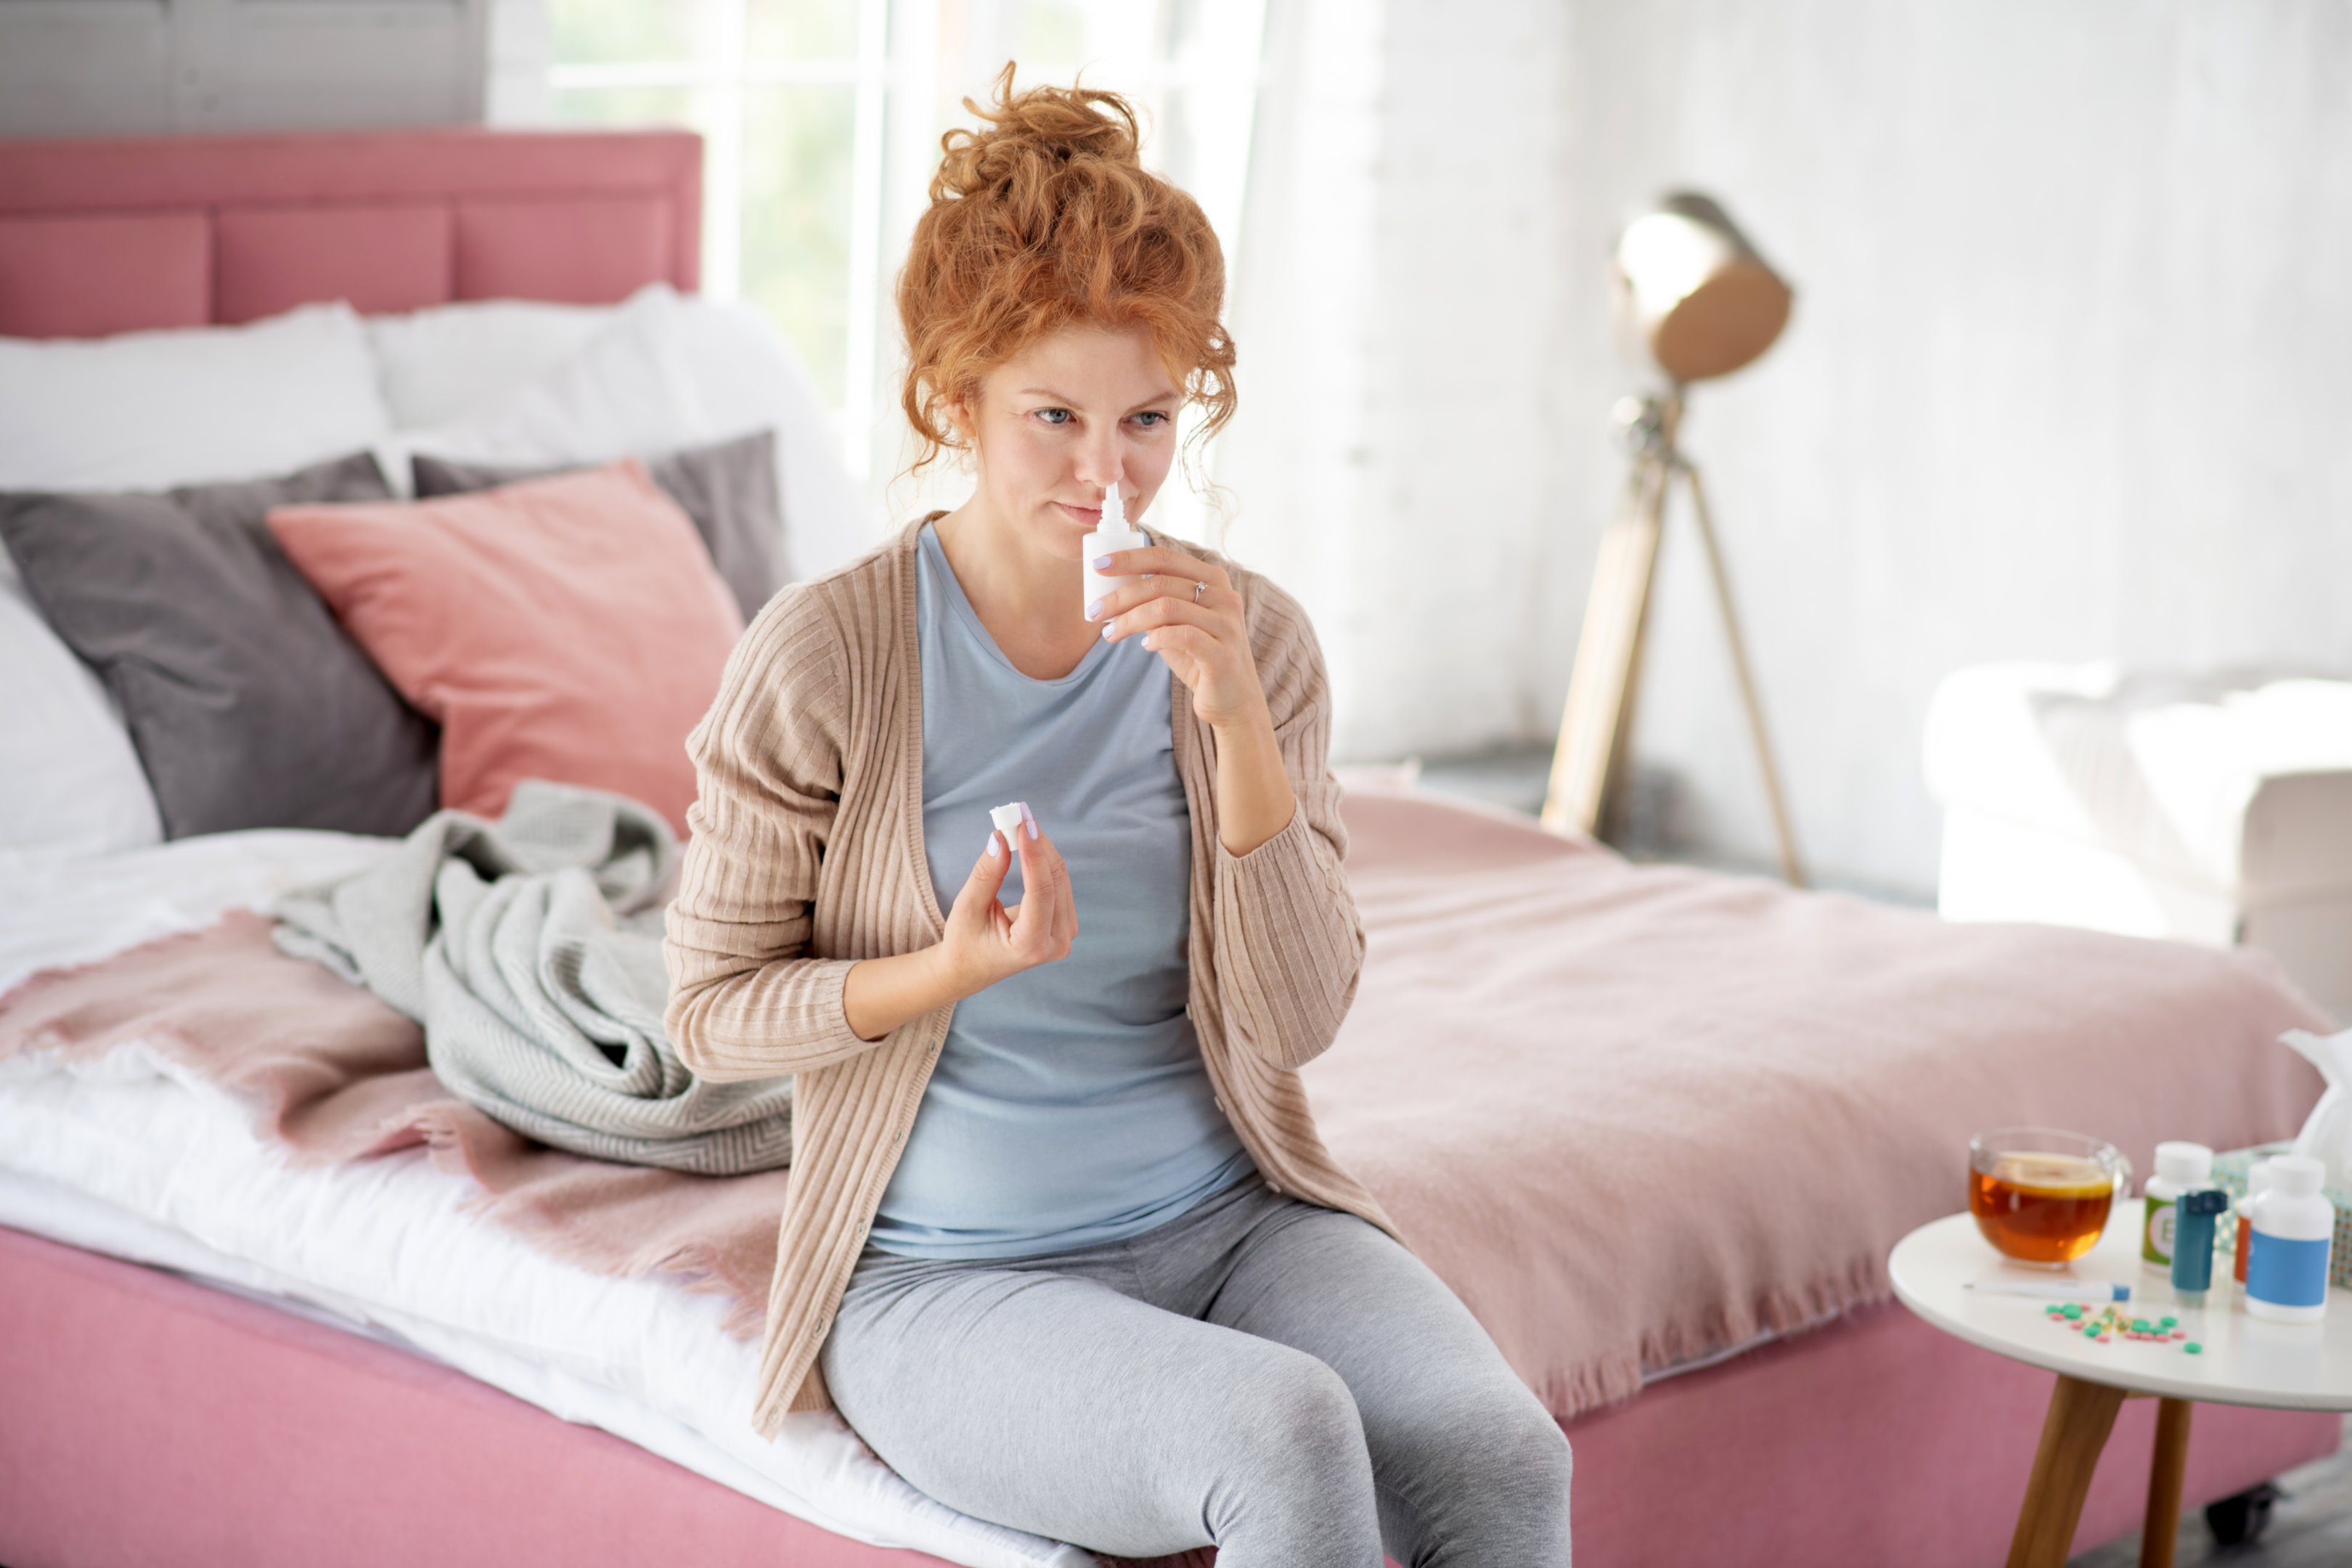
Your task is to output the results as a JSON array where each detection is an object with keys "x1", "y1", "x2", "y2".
[
  {"x1": 0, "y1": 577, "x2": 162, "y2": 872},
  {"x1": 668, "y1": 295, "x2": 876, "y2": 581},
  {"x1": 0, "y1": 301, "x2": 393, "y2": 492},
  {"x1": 399, "y1": 283, "x2": 877, "y2": 580},
  {"x1": 0, "y1": 302, "x2": 393, "y2": 867},
  {"x1": 366, "y1": 299, "x2": 616, "y2": 431},
  {"x1": 390, "y1": 285, "x2": 714, "y2": 472}
]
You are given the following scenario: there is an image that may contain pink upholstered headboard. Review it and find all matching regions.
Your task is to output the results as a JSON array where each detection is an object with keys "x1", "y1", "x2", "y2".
[{"x1": 0, "y1": 128, "x2": 701, "y2": 340}]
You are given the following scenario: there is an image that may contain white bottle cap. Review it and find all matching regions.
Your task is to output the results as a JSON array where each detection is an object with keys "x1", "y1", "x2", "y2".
[
  {"x1": 989, "y1": 802, "x2": 1026, "y2": 838},
  {"x1": 2153, "y1": 1142, "x2": 2213, "y2": 1186},
  {"x1": 2269, "y1": 1155, "x2": 2327, "y2": 1197}
]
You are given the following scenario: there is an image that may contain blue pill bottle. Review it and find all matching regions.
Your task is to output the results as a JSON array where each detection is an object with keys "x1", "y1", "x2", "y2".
[{"x1": 2245, "y1": 1155, "x2": 2334, "y2": 1324}]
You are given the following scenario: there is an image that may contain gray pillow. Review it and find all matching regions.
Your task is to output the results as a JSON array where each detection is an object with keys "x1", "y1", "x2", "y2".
[
  {"x1": 411, "y1": 429, "x2": 788, "y2": 624},
  {"x1": 0, "y1": 452, "x2": 441, "y2": 841}
]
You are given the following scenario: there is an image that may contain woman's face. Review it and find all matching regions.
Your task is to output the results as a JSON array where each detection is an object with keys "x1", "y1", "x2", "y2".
[{"x1": 955, "y1": 323, "x2": 1183, "y2": 560}]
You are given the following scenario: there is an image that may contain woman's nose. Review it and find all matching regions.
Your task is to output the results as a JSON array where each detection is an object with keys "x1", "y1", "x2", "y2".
[{"x1": 1072, "y1": 439, "x2": 1124, "y2": 494}]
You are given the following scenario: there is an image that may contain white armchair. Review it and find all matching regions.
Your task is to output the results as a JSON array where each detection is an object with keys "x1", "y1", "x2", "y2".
[{"x1": 1925, "y1": 663, "x2": 2352, "y2": 1022}]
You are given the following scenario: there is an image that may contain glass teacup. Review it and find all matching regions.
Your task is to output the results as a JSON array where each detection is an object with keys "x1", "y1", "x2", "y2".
[{"x1": 1969, "y1": 1128, "x2": 2132, "y2": 1265}]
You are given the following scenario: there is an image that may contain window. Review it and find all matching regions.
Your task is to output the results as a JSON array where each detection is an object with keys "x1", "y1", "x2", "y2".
[{"x1": 547, "y1": 0, "x2": 1267, "y2": 534}]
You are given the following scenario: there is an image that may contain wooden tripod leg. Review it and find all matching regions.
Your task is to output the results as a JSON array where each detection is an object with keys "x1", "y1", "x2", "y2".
[
  {"x1": 1541, "y1": 457, "x2": 1667, "y2": 838},
  {"x1": 1679, "y1": 462, "x2": 1807, "y2": 888},
  {"x1": 2007, "y1": 1375, "x2": 2127, "y2": 1568},
  {"x1": 2139, "y1": 1399, "x2": 2193, "y2": 1568}
]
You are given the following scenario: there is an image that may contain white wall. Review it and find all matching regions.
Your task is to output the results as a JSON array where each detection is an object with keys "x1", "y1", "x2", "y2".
[{"x1": 1220, "y1": 0, "x2": 2352, "y2": 899}]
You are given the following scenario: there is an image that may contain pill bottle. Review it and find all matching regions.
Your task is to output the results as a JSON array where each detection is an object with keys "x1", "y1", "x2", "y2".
[
  {"x1": 1081, "y1": 483, "x2": 1146, "y2": 620},
  {"x1": 2234, "y1": 1160, "x2": 2274, "y2": 1287},
  {"x1": 2141, "y1": 1141, "x2": 2213, "y2": 1267},
  {"x1": 2245, "y1": 1155, "x2": 2334, "y2": 1323}
]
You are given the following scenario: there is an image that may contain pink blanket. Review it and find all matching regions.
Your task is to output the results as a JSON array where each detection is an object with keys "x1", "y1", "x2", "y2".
[
  {"x1": 0, "y1": 790, "x2": 2326, "y2": 1421},
  {"x1": 0, "y1": 910, "x2": 786, "y2": 1334},
  {"x1": 1313, "y1": 788, "x2": 2327, "y2": 1412}
]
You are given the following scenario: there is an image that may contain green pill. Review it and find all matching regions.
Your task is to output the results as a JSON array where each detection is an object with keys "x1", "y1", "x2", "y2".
[
  {"x1": 2160, "y1": 1316, "x2": 2177, "y2": 1328},
  {"x1": 2185, "y1": 1343, "x2": 2203, "y2": 1355},
  {"x1": 2062, "y1": 1304, "x2": 2083, "y2": 1320}
]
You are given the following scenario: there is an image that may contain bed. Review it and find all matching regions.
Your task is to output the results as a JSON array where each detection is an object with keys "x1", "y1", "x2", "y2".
[{"x1": 0, "y1": 126, "x2": 2338, "y2": 1568}]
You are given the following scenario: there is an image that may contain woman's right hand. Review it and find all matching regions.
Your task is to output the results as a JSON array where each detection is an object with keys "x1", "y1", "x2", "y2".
[
  {"x1": 840, "y1": 812, "x2": 1077, "y2": 1042},
  {"x1": 939, "y1": 815, "x2": 1079, "y2": 992}
]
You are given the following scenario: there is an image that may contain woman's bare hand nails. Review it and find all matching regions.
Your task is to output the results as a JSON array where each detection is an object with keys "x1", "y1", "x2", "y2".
[
  {"x1": 940, "y1": 820, "x2": 1079, "y2": 995},
  {"x1": 1088, "y1": 547, "x2": 1267, "y2": 732}
]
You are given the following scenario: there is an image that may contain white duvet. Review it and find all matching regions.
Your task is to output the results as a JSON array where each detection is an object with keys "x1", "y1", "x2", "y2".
[{"x1": 0, "y1": 830, "x2": 1090, "y2": 1568}]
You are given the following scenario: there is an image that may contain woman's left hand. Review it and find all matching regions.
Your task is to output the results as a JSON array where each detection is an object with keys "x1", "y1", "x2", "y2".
[{"x1": 1088, "y1": 547, "x2": 1266, "y2": 732}]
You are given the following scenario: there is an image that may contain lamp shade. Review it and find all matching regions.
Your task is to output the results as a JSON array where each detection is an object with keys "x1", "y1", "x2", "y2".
[{"x1": 1614, "y1": 192, "x2": 1791, "y2": 385}]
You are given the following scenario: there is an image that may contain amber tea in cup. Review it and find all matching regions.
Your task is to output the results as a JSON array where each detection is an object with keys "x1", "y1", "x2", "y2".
[{"x1": 1968, "y1": 1128, "x2": 2130, "y2": 1265}]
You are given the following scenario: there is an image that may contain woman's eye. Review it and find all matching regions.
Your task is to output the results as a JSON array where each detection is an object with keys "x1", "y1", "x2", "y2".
[
  {"x1": 1035, "y1": 408, "x2": 1073, "y2": 425},
  {"x1": 1131, "y1": 411, "x2": 1172, "y2": 429}
]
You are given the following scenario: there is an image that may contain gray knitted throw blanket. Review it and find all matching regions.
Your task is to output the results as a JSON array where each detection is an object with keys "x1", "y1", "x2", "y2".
[{"x1": 273, "y1": 780, "x2": 793, "y2": 1175}]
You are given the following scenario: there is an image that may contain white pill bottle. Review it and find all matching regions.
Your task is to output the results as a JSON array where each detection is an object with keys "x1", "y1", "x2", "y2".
[
  {"x1": 2245, "y1": 1154, "x2": 2335, "y2": 1323},
  {"x1": 1081, "y1": 481, "x2": 1146, "y2": 618},
  {"x1": 2141, "y1": 1140, "x2": 2214, "y2": 1267}
]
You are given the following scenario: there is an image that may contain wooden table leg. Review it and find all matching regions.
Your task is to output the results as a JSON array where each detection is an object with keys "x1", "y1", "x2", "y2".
[
  {"x1": 2139, "y1": 1398, "x2": 2193, "y2": 1568},
  {"x1": 2006, "y1": 1374, "x2": 2128, "y2": 1568}
]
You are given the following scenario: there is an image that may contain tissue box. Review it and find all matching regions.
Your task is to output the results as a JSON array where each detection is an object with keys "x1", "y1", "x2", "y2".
[
  {"x1": 2211, "y1": 1143, "x2": 2352, "y2": 1288},
  {"x1": 1925, "y1": 664, "x2": 2352, "y2": 1021}
]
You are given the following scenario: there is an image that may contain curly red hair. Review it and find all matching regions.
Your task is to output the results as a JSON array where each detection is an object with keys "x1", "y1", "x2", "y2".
[{"x1": 897, "y1": 66, "x2": 1237, "y2": 470}]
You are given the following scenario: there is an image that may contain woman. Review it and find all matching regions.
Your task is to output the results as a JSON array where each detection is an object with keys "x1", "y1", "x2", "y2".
[{"x1": 664, "y1": 73, "x2": 1572, "y2": 1567}]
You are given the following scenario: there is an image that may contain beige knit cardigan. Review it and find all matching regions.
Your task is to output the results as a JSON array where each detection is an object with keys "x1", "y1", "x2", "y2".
[{"x1": 663, "y1": 520, "x2": 1397, "y2": 1435}]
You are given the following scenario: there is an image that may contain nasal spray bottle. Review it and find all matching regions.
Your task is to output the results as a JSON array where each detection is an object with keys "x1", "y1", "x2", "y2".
[{"x1": 1081, "y1": 479, "x2": 1146, "y2": 619}]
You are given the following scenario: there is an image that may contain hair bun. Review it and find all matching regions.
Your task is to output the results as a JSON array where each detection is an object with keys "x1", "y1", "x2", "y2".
[
  {"x1": 897, "y1": 62, "x2": 1236, "y2": 473},
  {"x1": 933, "y1": 65, "x2": 1143, "y2": 202}
]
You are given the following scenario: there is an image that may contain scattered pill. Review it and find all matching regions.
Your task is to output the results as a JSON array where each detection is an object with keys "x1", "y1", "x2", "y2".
[
  {"x1": 2185, "y1": 1343, "x2": 2203, "y2": 1355},
  {"x1": 2062, "y1": 1304, "x2": 2083, "y2": 1320},
  {"x1": 2171, "y1": 1331, "x2": 2186, "y2": 1340},
  {"x1": 2160, "y1": 1316, "x2": 2177, "y2": 1328}
]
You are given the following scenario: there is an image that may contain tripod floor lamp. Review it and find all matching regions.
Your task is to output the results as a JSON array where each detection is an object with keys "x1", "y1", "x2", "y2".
[{"x1": 1538, "y1": 192, "x2": 1807, "y2": 887}]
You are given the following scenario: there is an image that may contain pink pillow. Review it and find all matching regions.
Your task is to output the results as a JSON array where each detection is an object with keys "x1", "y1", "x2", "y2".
[{"x1": 268, "y1": 460, "x2": 743, "y2": 837}]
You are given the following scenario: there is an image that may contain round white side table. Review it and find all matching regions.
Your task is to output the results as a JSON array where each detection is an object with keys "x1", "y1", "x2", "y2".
[{"x1": 1892, "y1": 1200, "x2": 2352, "y2": 1568}]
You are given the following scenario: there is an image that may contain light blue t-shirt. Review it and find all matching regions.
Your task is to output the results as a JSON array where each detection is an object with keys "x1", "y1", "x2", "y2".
[{"x1": 867, "y1": 525, "x2": 1253, "y2": 1260}]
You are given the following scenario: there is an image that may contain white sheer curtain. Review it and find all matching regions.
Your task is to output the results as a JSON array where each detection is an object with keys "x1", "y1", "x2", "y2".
[{"x1": 1214, "y1": 0, "x2": 1579, "y2": 765}]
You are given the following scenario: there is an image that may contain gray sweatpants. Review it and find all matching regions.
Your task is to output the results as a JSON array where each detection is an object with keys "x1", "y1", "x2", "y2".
[{"x1": 820, "y1": 1175, "x2": 1572, "y2": 1567}]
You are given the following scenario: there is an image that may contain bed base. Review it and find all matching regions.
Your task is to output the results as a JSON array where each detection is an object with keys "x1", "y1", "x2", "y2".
[{"x1": 0, "y1": 1226, "x2": 2333, "y2": 1567}]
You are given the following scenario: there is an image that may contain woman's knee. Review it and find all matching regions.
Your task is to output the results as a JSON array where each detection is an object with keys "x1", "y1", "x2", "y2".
[
  {"x1": 1207, "y1": 1352, "x2": 1382, "y2": 1562},
  {"x1": 1389, "y1": 1383, "x2": 1572, "y2": 1523},
  {"x1": 1229, "y1": 1351, "x2": 1371, "y2": 1479},
  {"x1": 1479, "y1": 1393, "x2": 1572, "y2": 1497},
  {"x1": 1520, "y1": 1413, "x2": 1573, "y2": 1503}
]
